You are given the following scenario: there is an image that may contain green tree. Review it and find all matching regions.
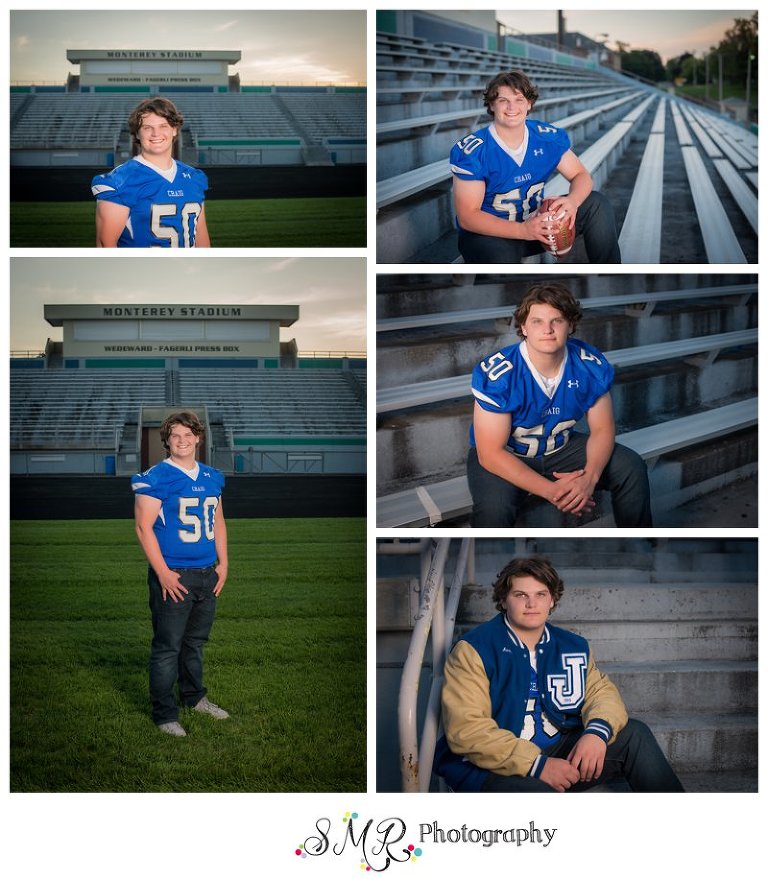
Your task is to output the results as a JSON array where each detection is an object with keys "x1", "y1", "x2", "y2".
[
  {"x1": 705, "y1": 12, "x2": 758, "y2": 87},
  {"x1": 620, "y1": 48, "x2": 665, "y2": 82}
]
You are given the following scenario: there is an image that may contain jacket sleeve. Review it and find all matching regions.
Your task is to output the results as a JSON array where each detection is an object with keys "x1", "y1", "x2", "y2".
[
  {"x1": 580, "y1": 652, "x2": 628, "y2": 744},
  {"x1": 442, "y1": 639, "x2": 542, "y2": 777}
]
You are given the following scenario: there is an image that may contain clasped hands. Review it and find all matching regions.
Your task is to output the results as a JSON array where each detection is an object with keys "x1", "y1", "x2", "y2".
[
  {"x1": 545, "y1": 469, "x2": 597, "y2": 516},
  {"x1": 539, "y1": 734, "x2": 607, "y2": 792}
]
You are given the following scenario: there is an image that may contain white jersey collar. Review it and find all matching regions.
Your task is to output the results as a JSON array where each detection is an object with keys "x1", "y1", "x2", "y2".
[
  {"x1": 164, "y1": 458, "x2": 200, "y2": 480},
  {"x1": 520, "y1": 340, "x2": 568, "y2": 399},
  {"x1": 133, "y1": 154, "x2": 178, "y2": 183},
  {"x1": 489, "y1": 122, "x2": 529, "y2": 166}
]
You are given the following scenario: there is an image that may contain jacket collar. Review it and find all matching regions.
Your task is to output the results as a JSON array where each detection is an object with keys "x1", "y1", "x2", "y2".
[{"x1": 502, "y1": 613, "x2": 551, "y2": 650}]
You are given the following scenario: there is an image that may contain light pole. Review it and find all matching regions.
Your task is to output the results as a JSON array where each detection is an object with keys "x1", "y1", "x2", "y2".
[{"x1": 746, "y1": 53, "x2": 754, "y2": 113}]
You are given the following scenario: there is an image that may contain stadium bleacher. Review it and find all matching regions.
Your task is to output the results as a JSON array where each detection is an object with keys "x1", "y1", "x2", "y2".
[
  {"x1": 375, "y1": 274, "x2": 757, "y2": 527},
  {"x1": 376, "y1": 30, "x2": 758, "y2": 263},
  {"x1": 10, "y1": 88, "x2": 366, "y2": 167},
  {"x1": 10, "y1": 363, "x2": 366, "y2": 476}
]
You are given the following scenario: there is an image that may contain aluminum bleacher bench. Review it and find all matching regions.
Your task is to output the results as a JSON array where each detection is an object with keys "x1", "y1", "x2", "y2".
[
  {"x1": 377, "y1": 108, "x2": 485, "y2": 137},
  {"x1": 376, "y1": 397, "x2": 757, "y2": 527},
  {"x1": 677, "y1": 104, "x2": 758, "y2": 233},
  {"x1": 546, "y1": 93, "x2": 658, "y2": 195},
  {"x1": 377, "y1": 159, "x2": 449, "y2": 209},
  {"x1": 376, "y1": 283, "x2": 756, "y2": 333},
  {"x1": 618, "y1": 98, "x2": 667, "y2": 263},
  {"x1": 376, "y1": 91, "x2": 648, "y2": 209},
  {"x1": 671, "y1": 102, "x2": 747, "y2": 264},
  {"x1": 376, "y1": 327, "x2": 757, "y2": 413}
]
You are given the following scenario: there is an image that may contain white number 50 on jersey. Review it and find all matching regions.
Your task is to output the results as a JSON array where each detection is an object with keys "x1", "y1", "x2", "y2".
[{"x1": 178, "y1": 496, "x2": 219, "y2": 543}]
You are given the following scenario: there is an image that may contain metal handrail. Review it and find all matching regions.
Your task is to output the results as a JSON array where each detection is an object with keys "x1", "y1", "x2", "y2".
[{"x1": 397, "y1": 537, "x2": 473, "y2": 792}]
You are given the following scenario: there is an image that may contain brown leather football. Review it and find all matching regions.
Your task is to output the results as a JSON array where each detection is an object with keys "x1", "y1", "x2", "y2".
[{"x1": 538, "y1": 197, "x2": 575, "y2": 257}]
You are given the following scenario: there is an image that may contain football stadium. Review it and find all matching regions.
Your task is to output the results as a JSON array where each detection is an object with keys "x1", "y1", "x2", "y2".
[
  {"x1": 376, "y1": 273, "x2": 757, "y2": 528},
  {"x1": 11, "y1": 45, "x2": 366, "y2": 247},
  {"x1": 376, "y1": 10, "x2": 758, "y2": 263},
  {"x1": 376, "y1": 537, "x2": 757, "y2": 793},
  {"x1": 10, "y1": 291, "x2": 366, "y2": 792}
]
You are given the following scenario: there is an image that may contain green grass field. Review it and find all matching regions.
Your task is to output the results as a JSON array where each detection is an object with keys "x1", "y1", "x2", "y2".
[
  {"x1": 10, "y1": 518, "x2": 366, "y2": 792},
  {"x1": 10, "y1": 197, "x2": 366, "y2": 247}
]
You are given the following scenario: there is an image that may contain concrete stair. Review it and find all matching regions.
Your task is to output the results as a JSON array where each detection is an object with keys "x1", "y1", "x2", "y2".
[{"x1": 376, "y1": 538, "x2": 757, "y2": 792}]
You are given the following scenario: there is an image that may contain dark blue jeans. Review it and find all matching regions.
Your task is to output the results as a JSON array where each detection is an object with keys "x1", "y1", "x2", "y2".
[
  {"x1": 458, "y1": 191, "x2": 622, "y2": 263},
  {"x1": 467, "y1": 432, "x2": 652, "y2": 527},
  {"x1": 148, "y1": 565, "x2": 218, "y2": 725},
  {"x1": 481, "y1": 719, "x2": 684, "y2": 792}
]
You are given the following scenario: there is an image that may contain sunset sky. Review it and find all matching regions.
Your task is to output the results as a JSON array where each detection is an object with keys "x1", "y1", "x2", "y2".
[
  {"x1": 10, "y1": 258, "x2": 366, "y2": 356},
  {"x1": 10, "y1": 9, "x2": 366, "y2": 85}
]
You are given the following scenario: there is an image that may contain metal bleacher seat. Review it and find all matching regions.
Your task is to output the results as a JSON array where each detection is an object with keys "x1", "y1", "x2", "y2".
[
  {"x1": 376, "y1": 282, "x2": 757, "y2": 333},
  {"x1": 377, "y1": 323, "x2": 757, "y2": 413},
  {"x1": 377, "y1": 397, "x2": 758, "y2": 527}
]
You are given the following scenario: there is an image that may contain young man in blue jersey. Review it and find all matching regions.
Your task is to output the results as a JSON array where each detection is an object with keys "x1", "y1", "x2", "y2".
[
  {"x1": 450, "y1": 70, "x2": 621, "y2": 263},
  {"x1": 133, "y1": 411, "x2": 228, "y2": 736},
  {"x1": 467, "y1": 283, "x2": 651, "y2": 526},
  {"x1": 434, "y1": 556, "x2": 684, "y2": 793},
  {"x1": 92, "y1": 97, "x2": 211, "y2": 248}
]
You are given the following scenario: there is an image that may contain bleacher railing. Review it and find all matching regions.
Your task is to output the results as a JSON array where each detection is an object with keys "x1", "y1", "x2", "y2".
[{"x1": 393, "y1": 537, "x2": 473, "y2": 792}]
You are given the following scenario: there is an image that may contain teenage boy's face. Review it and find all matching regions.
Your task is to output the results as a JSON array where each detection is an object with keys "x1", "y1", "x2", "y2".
[
  {"x1": 491, "y1": 86, "x2": 532, "y2": 126},
  {"x1": 502, "y1": 575, "x2": 554, "y2": 633},
  {"x1": 520, "y1": 303, "x2": 570, "y2": 355},
  {"x1": 137, "y1": 111, "x2": 177, "y2": 158},
  {"x1": 167, "y1": 425, "x2": 199, "y2": 460}
]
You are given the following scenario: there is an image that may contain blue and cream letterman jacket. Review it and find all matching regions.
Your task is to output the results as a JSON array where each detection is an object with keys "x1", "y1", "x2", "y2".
[{"x1": 434, "y1": 613, "x2": 628, "y2": 792}]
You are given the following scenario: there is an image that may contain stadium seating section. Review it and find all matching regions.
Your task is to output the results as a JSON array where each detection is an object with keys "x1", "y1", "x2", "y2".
[
  {"x1": 376, "y1": 31, "x2": 758, "y2": 263},
  {"x1": 10, "y1": 88, "x2": 366, "y2": 166},
  {"x1": 10, "y1": 364, "x2": 366, "y2": 475}
]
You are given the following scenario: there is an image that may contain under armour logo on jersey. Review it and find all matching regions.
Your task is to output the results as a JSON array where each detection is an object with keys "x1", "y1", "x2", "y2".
[
  {"x1": 202, "y1": 471, "x2": 211, "y2": 477},
  {"x1": 567, "y1": 379, "x2": 579, "y2": 388},
  {"x1": 182, "y1": 172, "x2": 191, "y2": 179},
  {"x1": 547, "y1": 653, "x2": 587, "y2": 709},
  {"x1": 533, "y1": 148, "x2": 544, "y2": 156}
]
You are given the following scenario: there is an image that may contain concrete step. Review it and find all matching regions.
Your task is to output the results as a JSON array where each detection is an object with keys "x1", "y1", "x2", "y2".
[
  {"x1": 447, "y1": 618, "x2": 757, "y2": 662},
  {"x1": 604, "y1": 660, "x2": 757, "y2": 715},
  {"x1": 552, "y1": 619, "x2": 757, "y2": 662},
  {"x1": 459, "y1": 583, "x2": 757, "y2": 625},
  {"x1": 376, "y1": 397, "x2": 757, "y2": 499},
  {"x1": 675, "y1": 768, "x2": 757, "y2": 792},
  {"x1": 646, "y1": 712, "x2": 758, "y2": 772}
]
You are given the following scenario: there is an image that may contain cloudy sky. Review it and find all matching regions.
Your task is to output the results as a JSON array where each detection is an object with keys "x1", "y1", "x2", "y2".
[
  {"x1": 10, "y1": 257, "x2": 366, "y2": 356},
  {"x1": 10, "y1": 9, "x2": 366, "y2": 85},
  {"x1": 495, "y1": 9, "x2": 755, "y2": 63}
]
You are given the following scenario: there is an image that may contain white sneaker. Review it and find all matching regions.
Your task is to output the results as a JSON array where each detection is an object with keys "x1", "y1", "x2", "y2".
[
  {"x1": 157, "y1": 721, "x2": 187, "y2": 737},
  {"x1": 193, "y1": 697, "x2": 230, "y2": 720}
]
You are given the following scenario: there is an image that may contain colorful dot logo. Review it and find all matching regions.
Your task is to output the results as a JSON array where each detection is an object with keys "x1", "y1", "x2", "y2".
[
  {"x1": 343, "y1": 811, "x2": 359, "y2": 823},
  {"x1": 407, "y1": 844, "x2": 423, "y2": 863},
  {"x1": 295, "y1": 846, "x2": 307, "y2": 859}
]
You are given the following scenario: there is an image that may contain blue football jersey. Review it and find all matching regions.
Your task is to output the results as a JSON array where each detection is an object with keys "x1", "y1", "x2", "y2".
[
  {"x1": 92, "y1": 158, "x2": 208, "y2": 247},
  {"x1": 131, "y1": 460, "x2": 224, "y2": 568},
  {"x1": 469, "y1": 338, "x2": 614, "y2": 458},
  {"x1": 522, "y1": 662, "x2": 562, "y2": 751},
  {"x1": 450, "y1": 119, "x2": 570, "y2": 226}
]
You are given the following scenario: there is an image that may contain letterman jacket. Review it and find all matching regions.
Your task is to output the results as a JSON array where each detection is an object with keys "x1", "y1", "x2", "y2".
[{"x1": 433, "y1": 613, "x2": 628, "y2": 792}]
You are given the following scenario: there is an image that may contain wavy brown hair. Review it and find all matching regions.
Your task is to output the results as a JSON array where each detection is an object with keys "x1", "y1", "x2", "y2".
[
  {"x1": 514, "y1": 282, "x2": 583, "y2": 338},
  {"x1": 492, "y1": 556, "x2": 565, "y2": 612},
  {"x1": 159, "y1": 411, "x2": 204, "y2": 453},
  {"x1": 483, "y1": 70, "x2": 539, "y2": 117},
  {"x1": 128, "y1": 97, "x2": 184, "y2": 147}
]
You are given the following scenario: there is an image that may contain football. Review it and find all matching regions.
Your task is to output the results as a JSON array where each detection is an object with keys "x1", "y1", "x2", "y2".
[{"x1": 538, "y1": 197, "x2": 575, "y2": 257}]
